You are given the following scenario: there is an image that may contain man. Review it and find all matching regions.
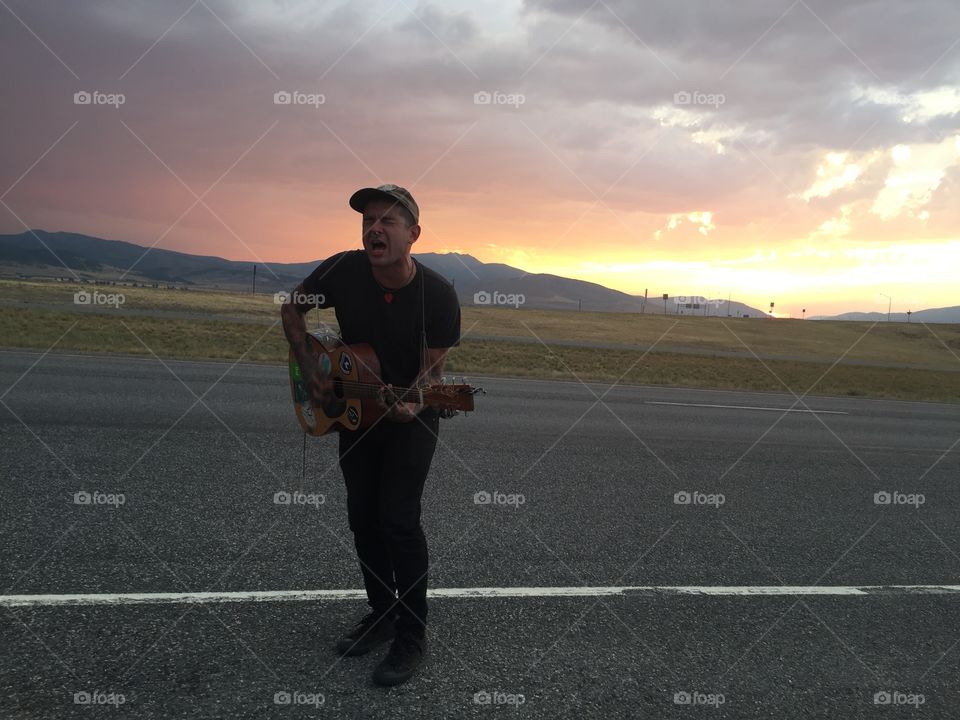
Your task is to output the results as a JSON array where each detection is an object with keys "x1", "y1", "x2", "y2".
[{"x1": 280, "y1": 184, "x2": 460, "y2": 686}]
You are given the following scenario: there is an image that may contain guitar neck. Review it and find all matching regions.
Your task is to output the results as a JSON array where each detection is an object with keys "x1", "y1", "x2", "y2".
[{"x1": 339, "y1": 381, "x2": 427, "y2": 405}]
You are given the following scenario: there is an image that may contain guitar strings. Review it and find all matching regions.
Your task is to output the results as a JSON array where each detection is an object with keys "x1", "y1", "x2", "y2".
[{"x1": 331, "y1": 380, "x2": 466, "y2": 391}]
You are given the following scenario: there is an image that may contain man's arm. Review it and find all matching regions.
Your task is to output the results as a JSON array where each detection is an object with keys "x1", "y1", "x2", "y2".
[
  {"x1": 281, "y1": 283, "x2": 332, "y2": 407},
  {"x1": 422, "y1": 347, "x2": 448, "y2": 384}
]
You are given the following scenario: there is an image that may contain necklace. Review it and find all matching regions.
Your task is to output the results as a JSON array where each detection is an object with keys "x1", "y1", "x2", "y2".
[{"x1": 374, "y1": 261, "x2": 416, "y2": 303}]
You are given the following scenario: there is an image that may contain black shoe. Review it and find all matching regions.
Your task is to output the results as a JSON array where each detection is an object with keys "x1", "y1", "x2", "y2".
[
  {"x1": 372, "y1": 631, "x2": 427, "y2": 687},
  {"x1": 335, "y1": 611, "x2": 396, "y2": 657}
]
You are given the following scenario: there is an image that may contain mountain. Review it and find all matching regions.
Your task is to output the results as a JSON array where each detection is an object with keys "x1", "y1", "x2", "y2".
[
  {"x1": 1, "y1": 229, "x2": 767, "y2": 315},
  {"x1": 0, "y1": 230, "x2": 310, "y2": 288},
  {"x1": 811, "y1": 307, "x2": 960, "y2": 323}
]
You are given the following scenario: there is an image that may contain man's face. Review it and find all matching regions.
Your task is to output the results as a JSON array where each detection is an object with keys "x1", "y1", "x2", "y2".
[{"x1": 361, "y1": 198, "x2": 420, "y2": 267}]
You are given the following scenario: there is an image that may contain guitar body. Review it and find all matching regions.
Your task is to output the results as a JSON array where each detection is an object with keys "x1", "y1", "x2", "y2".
[
  {"x1": 289, "y1": 332, "x2": 386, "y2": 436},
  {"x1": 290, "y1": 330, "x2": 481, "y2": 436}
]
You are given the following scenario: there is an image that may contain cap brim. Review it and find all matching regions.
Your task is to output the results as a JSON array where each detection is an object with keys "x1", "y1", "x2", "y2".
[{"x1": 349, "y1": 188, "x2": 398, "y2": 214}]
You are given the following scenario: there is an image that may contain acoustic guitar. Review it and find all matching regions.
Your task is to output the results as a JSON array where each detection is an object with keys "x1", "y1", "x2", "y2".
[{"x1": 289, "y1": 330, "x2": 480, "y2": 436}]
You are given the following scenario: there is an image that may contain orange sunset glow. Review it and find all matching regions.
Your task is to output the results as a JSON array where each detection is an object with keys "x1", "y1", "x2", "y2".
[{"x1": 1, "y1": 0, "x2": 958, "y2": 316}]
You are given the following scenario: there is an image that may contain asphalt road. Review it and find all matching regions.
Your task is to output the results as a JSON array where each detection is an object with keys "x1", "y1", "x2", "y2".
[{"x1": 1, "y1": 350, "x2": 958, "y2": 718}]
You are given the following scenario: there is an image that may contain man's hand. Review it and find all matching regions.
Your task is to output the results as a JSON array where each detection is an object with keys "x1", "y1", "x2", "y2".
[{"x1": 377, "y1": 384, "x2": 423, "y2": 423}]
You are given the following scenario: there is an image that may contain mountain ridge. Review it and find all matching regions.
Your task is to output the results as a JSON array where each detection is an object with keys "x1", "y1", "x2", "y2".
[{"x1": 3, "y1": 229, "x2": 956, "y2": 320}]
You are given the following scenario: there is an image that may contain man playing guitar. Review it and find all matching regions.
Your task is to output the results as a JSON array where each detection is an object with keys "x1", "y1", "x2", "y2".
[{"x1": 280, "y1": 184, "x2": 460, "y2": 686}]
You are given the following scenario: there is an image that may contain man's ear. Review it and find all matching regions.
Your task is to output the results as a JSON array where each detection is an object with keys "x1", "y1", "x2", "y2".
[{"x1": 408, "y1": 224, "x2": 421, "y2": 246}]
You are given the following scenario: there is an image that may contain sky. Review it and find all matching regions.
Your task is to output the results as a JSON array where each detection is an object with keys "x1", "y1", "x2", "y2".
[{"x1": 1, "y1": 0, "x2": 958, "y2": 316}]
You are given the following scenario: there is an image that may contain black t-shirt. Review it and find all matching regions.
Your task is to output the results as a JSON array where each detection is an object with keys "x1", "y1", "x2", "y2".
[{"x1": 301, "y1": 250, "x2": 461, "y2": 387}]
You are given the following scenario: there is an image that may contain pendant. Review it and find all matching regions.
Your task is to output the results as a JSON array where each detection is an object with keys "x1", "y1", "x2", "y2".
[{"x1": 384, "y1": 292, "x2": 393, "y2": 303}]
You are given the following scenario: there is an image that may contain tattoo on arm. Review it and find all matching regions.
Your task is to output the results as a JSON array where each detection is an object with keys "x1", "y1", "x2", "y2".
[{"x1": 423, "y1": 348, "x2": 446, "y2": 384}]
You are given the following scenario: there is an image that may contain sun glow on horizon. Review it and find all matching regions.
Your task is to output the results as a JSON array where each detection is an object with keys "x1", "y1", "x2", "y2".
[{"x1": 482, "y1": 238, "x2": 960, "y2": 316}]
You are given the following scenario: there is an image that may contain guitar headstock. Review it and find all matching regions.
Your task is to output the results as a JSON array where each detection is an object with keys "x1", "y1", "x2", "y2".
[{"x1": 422, "y1": 377, "x2": 484, "y2": 412}]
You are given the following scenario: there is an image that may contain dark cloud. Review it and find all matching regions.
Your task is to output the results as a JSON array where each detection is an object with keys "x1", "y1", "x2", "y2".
[{"x1": 0, "y1": 0, "x2": 957, "y2": 260}]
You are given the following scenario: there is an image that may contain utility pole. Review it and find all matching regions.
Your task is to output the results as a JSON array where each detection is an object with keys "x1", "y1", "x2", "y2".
[
  {"x1": 252, "y1": 265, "x2": 257, "y2": 295},
  {"x1": 880, "y1": 293, "x2": 892, "y2": 322},
  {"x1": 662, "y1": 293, "x2": 668, "y2": 315},
  {"x1": 641, "y1": 288, "x2": 648, "y2": 314}
]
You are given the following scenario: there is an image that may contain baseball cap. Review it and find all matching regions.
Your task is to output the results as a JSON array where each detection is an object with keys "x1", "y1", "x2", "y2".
[{"x1": 349, "y1": 184, "x2": 419, "y2": 224}]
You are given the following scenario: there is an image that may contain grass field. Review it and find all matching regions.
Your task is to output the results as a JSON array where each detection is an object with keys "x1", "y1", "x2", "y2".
[
  {"x1": 4, "y1": 280, "x2": 960, "y2": 367},
  {"x1": 3, "y1": 289, "x2": 959, "y2": 402},
  {"x1": 0, "y1": 279, "x2": 274, "y2": 320}
]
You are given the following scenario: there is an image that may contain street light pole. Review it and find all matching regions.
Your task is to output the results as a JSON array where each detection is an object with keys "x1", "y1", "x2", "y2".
[{"x1": 880, "y1": 293, "x2": 891, "y2": 322}]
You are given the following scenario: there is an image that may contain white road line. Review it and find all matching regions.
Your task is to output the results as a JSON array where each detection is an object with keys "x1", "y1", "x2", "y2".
[
  {"x1": 3, "y1": 585, "x2": 960, "y2": 607},
  {"x1": 646, "y1": 401, "x2": 848, "y2": 414}
]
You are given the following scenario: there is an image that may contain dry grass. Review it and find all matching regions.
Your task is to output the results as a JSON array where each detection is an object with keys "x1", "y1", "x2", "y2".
[
  {"x1": 3, "y1": 307, "x2": 959, "y2": 403},
  {"x1": 4, "y1": 280, "x2": 960, "y2": 371},
  {"x1": 459, "y1": 306, "x2": 960, "y2": 370},
  {"x1": 0, "y1": 279, "x2": 279, "y2": 319},
  {"x1": 446, "y1": 339, "x2": 960, "y2": 402}
]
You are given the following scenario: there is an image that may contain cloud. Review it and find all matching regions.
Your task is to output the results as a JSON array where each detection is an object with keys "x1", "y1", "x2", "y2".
[
  {"x1": 654, "y1": 211, "x2": 716, "y2": 241},
  {"x1": 870, "y1": 135, "x2": 960, "y2": 220},
  {"x1": 855, "y1": 84, "x2": 960, "y2": 124},
  {"x1": 801, "y1": 152, "x2": 870, "y2": 201},
  {"x1": 1, "y1": 0, "x2": 958, "y2": 313}
]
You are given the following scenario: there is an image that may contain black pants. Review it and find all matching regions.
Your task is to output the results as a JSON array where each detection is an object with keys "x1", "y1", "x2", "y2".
[{"x1": 338, "y1": 411, "x2": 439, "y2": 634}]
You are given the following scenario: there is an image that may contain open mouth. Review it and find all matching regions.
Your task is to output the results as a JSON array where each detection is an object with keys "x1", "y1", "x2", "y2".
[{"x1": 369, "y1": 240, "x2": 387, "y2": 256}]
